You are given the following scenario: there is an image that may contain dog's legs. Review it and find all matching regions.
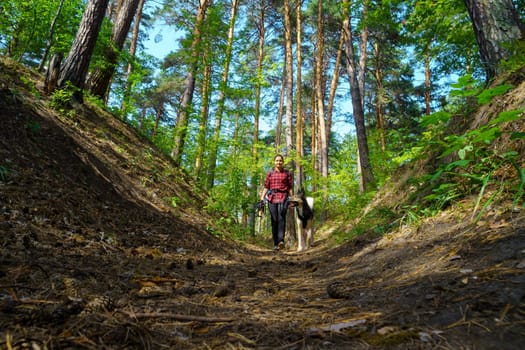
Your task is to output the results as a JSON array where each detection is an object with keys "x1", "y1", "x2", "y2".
[
  {"x1": 305, "y1": 225, "x2": 313, "y2": 248},
  {"x1": 295, "y1": 211, "x2": 306, "y2": 252}
]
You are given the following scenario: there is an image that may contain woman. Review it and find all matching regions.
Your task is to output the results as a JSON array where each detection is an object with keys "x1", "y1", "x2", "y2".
[{"x1": 260, "y1": 154, "x2": 293, "y2": 251}]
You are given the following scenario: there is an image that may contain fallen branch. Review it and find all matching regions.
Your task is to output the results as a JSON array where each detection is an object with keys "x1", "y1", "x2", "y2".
[{"x1": 119, "y1": 310, "x2": 235, "y2": 323}]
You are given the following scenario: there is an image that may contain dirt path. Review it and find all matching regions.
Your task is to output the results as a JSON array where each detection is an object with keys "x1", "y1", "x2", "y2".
[{"x1": 5, "y1": 209, "x2": 524, "y2": 350}]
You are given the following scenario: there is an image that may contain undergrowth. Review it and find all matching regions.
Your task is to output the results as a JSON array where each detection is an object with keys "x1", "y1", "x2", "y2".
[
  {"x1": 336, "y1": 73, "x2": 524, "y2": 243},
  {"x1": 399, "y1": 75, "x2": 524, "y2": 225}
]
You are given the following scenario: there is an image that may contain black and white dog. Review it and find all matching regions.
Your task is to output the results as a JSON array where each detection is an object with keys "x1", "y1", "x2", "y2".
[{"x1": 292, "y1": 188, "x2": 314, "y2": 252}]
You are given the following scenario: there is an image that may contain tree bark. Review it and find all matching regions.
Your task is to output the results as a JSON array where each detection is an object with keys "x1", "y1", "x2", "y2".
[
  {"x1": 310, "y1": 81, "x2": 318, "y2": 193},
  {"x1": 342, "y1": 3, "x2": 374, "y2": 192},
  {"x1": 283, "y1": 0, "x2": 294, "y2": 156},
  {"x1": 194, "y1": 62, "x2": 212, "y2": 185},
  {"x1": 326, "y1": 31, "x2": 344, "y2": 137},
  {"x1": 373, "y1": 42, "x2": 386, "y2": 153},
  {"x1": 316, "y1": 0, "x2": 328, "y2": 180},
  {"x1": 44, "y1": 53, "x2": 63, "y2": 95},
  {"x1": 121, "y1": 0, "x2": 146, "y2": 114},
  {"x1": 249, "y1": 1, "x2": 267, "y2": 236},
  {"x1": 424, "y1": 52, "x2": 431, "y2": 115},
  {"x1": 58, "y1": 0, "x2": 110, "y2": 97},
  {"x1": 87, "y1": 0, "x2": 140, "y2": 99},
  {"x1": 171, "y1": 0, "x2": 210, "y2": 166},
  {"x1": 295, "y1": 0, "x2": 304, "y2": 190},
  {"x1": 275, "y1": 66, "x2": 286, "y2": 153},
  {"x1": 462, "y1": 0, "x2": 524, "y2": 81},
  {"x1": 206, "y1": 0, "x2": 239, "y2": 189}
]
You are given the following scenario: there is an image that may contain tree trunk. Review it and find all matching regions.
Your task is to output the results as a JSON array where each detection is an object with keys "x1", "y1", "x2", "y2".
[
  {"x1": 275, "y1": 66, "x2": 286, "y2": 153},
  {"x1": 295, "y1": 0, "x2": 304, "y2": 190},
  {"x1": 194, "y1": 62, "x2": 212, "y2": 185},
  {"x1": 44, "y1": 53, "x2": 63, "y2": 95},
  {"x1": 57, "y1": 0, "x2": 110, "y2": 99},
  {"x1": 315, "y1": 0, "x2": 329, "y2": 220},
  {"x1": 373, "y1": 42, "x2": 386, "y2": 153},
  {"x1": 358, "y1": 1, "x2": 369, "y2": 109},
  {"x1": 316, "y1": 0, "x2": 328, "y2": 180},
  {"x1": 424, "y1": 52, "x2": 431, "y2": 115},
  {"x1": 283, "y1": 0, "x2": 294, "y2": 156},
  {"x1": 326, "y1": 31, "x2": 344, "y2": 137},
  {"x1": 87, "y1": 0, "x2": 140, "y2": 99},
  {"x1": 152, "y1": 106, "x2": 163, "y2": 138},
  {"x1": 171, "y1": 0, "x2": 210, "y2": 166},
  {"x1": 342, "y1": 4, "x2": 374, "y2": 192},
  {"x1": 463, "y1": 0, "x2": 524, "y2": 81},
  {"x1": 206, "y1": 0, "x2": 239, "y2": 189},
  {"x1": 249, "y1": 1, "x2": 267, "y2": 236},
  {"x1": 120, "y1": 0, "x2": 146, "y2": 114},
  {"x1": 310, "y1": 81, "x2": 318, "y2": 193}
]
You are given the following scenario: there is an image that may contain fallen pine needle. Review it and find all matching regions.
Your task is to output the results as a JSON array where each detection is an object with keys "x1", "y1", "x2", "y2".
[{"x1": 227, "y1": 332, "x2": 256, "y2": 345}]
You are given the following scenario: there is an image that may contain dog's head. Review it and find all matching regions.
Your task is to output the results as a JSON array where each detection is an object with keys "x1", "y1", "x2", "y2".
[{"x1": 297, "y1": 186, "x2": 307, "y2": 200}]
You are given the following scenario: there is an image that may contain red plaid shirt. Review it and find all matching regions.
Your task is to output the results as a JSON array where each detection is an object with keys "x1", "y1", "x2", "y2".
[{"x1": 264, "y1": 168, "x2": 293, "y2": 203}]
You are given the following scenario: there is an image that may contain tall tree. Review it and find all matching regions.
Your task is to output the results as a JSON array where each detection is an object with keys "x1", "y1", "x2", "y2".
[
  {"x1": 283, "y1": 0, "x2": 294, "y2": 156},
  {"x1": 342, "y1": 1, "x2": 374, "y2": 192},
  {"x1": 295, "y1": 0, "x2": 304, "y2": 190},
  {"x1": 326, "y1": 31, "x2": 344, "y2": 139},
  {"x1": 463, "y1": 0, "x2": 524, "y2": 81},
  {"x1": 87, "y1": 0, "x2": 141, "y2": 99},
  {"x1": 315, "y1": 0, "x2": 329, "y2": 185},
  {"x1": 207, "y1": 0, "x2": 240, "y2": 189},
  {"x1": 248, "y1": 0, "x2": 269, "y2": 236},
  {"x1": 56, "y1": 0, "x2": 110, "y2": 97},
  {"x1": 171, "y1": 0, "x2": 210, "y2": 166},
  {"x1": 275, "y1": 66, "x2": 286, "y2": 153},
  {"x1": 194, "y1": 62, "x2": 212, "y2": 184},
  {"x1": 120, "y1": 0, "x2": 146, "y2": 114}
]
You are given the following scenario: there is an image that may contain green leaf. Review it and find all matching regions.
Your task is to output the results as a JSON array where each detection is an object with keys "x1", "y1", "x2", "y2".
[
  {"x1": 450, "y1": 74, "x2": 480, "y2": 97},
  {"x1": 477, "y1": 84, "x2": 514, "y2": 105},
  {"x1": 488, "y1": 109, "x2": 524, "y2": 125},
  {"x1": 445, "y1": 159, "x2": 471, "y2": 170},
  {"x1": 470, "y1": 127, "x2": 500, "y2": 144},
  {"x1": 420, "y1": 111, "x2": 451, "y2": 127}
]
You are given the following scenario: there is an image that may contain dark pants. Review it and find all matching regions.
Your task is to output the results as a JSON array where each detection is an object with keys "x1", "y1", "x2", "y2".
[{"x1": 269, "y1": 201, "x2": 287, "y2": 246}]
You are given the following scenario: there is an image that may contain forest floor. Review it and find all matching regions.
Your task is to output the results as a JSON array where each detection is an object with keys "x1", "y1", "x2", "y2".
[{"x1": 1, "y1": 59, "x2": 525, "y2": 349}]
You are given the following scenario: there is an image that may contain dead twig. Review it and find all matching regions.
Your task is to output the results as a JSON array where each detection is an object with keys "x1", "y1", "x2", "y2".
[{"x1": 119, "y1": 310, "x2": 235, "y2": 322}]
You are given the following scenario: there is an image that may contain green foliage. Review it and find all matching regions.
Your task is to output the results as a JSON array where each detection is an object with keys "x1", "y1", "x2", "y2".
[
  {"x1": 449, "y1": 74, "x2": 482, "y2": 98},
  {"x1": 84, "y1": 93, "x2": 108, "y2": 112},
  {"x1": 0, "y1": 0, "x2": 83, "y2": 65},
  {"x1": 499, "y1": 39, "x2": 525, "y2": 75},
  {"x1": 49, "y1": 82, "x2": 78, "y2": 115},
  {"x1": 403, "y1": 0, "x2": 482, "y2": 77},
  {"x1": 394, "y1": 74, "x2": 524, "y2": 223},
  {"x1": 425, "y1": 107, "x2": 523, "y2": 218},
  {"x1": 20, "y1": 75, "x2": 40, "y2": 98},
  {"x1": 420, "y1": 111, "x2": 452, "y2": 128},
  {"x1": 332, "y1": 206, "x2": 398, "y2": 244},
  {"x1": 476, "y1": 84, "x2": 514, "y2": 105}
]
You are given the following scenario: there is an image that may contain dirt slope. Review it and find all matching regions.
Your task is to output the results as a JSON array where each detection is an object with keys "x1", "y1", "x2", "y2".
[{"x1": 1, "y1": 58, "x2": 524, "y2": 349}]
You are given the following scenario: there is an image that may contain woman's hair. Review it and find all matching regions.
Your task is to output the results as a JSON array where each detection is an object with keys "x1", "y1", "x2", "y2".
[{"x1": 274, "y1": 154, "x2": 284, "y2": 161}]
